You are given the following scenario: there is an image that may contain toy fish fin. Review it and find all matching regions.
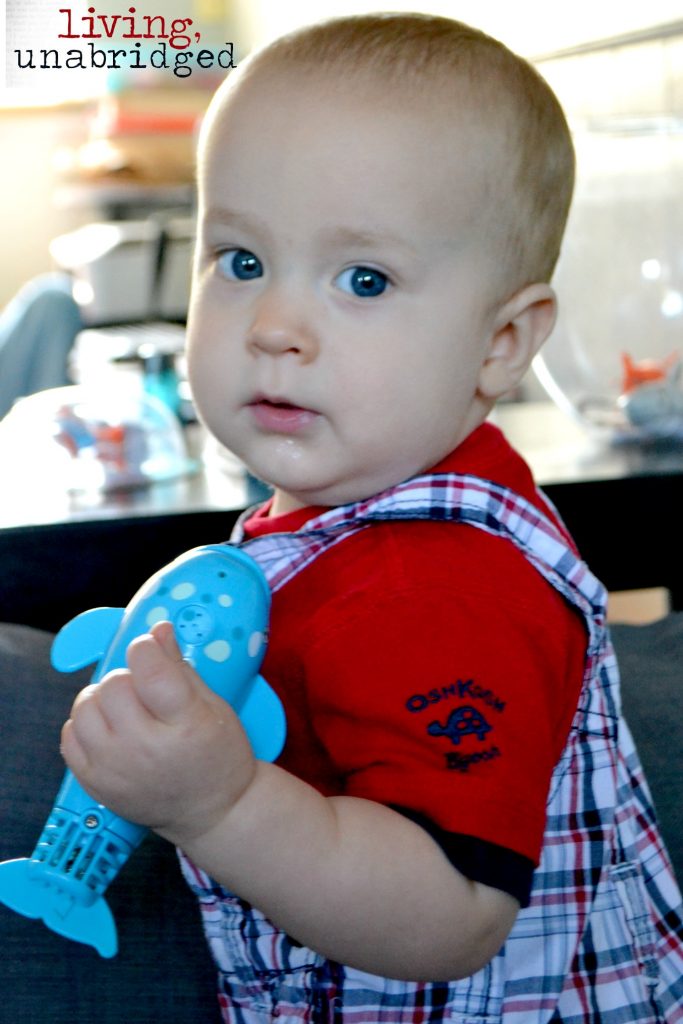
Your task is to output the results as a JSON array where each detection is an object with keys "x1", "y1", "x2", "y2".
[
  {"x1": 0, "y1": 858, "x2": 44, "y2": 919},
  {"x1": 0, "y1": 857, "x2": 117, "y2": 958},
  {"x1": 44, "y1": 892, "x2": 117, "y2": 958},
  {"x1": 239, "y1": 675, "x2": 286, "y2": 763},
  {"x1": 51, "y1": 607, "x2": 125, "y2": 672}
]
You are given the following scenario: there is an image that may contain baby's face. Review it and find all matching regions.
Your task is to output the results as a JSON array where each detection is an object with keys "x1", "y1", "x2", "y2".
[{"x1": 188, "y1": 69, "x2": 503, "y2": 512}]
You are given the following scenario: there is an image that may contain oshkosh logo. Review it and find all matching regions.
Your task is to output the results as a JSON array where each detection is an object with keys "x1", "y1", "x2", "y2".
[
  {"x1": 445, "y1": 745, "x2": 501, "y2": 773},
  {"x1": 427, "y1": 706, "x2": 492, "y2": 745},
  {"x1": 406, "y1": 679, "x2": 505, "y2": 714}
]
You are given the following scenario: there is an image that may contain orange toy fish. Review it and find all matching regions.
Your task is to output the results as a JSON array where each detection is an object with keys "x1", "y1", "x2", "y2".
[{"x1": 621, "y1": 352, "x2": 680, "y2": 394}]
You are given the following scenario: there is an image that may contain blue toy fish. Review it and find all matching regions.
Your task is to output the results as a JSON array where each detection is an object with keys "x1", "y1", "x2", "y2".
[{"x1": 0, "y1": 544, "x2": 284, "y2": 958}]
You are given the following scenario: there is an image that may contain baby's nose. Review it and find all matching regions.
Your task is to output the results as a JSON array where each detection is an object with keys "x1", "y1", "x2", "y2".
[{"x1": 246, "y1": 293, "x2": 318, "y2": 363}]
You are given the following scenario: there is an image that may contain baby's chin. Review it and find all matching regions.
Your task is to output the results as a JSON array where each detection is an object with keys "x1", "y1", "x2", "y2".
[
  {"x1": 267, "y1": 470, "x2": 413, "y2": 514},
  {"x1": 262, "y1": 473, "x2": 375, "y2": 515},
  {"x1": 239, "y1": 435, "x2": 434, "y2": 511}
]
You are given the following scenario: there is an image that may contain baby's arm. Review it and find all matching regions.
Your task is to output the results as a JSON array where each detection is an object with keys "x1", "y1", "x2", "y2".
[{"x1": 61, "y1": 622, "x2": 518, "y2": 981}]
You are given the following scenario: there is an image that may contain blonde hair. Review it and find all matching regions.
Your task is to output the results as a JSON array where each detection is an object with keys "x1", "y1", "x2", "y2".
[{"x1": 220, "y1": 13, "x2": 575, "y2": 293}]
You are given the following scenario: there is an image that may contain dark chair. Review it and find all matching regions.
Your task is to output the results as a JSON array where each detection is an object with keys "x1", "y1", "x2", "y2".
[{"x1": 0, "y1": 624, "x2": 221, "y2": 1024}]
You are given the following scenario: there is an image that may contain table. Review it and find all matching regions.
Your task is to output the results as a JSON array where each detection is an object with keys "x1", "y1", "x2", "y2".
[{"x1": 1, "y1": 402, "x2": 682, "y2": 631}]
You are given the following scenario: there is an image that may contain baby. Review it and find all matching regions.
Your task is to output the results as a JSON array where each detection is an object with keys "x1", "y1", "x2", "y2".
[{"x1": 61, "y1": 13, "x2": 683, "y2": 1022}]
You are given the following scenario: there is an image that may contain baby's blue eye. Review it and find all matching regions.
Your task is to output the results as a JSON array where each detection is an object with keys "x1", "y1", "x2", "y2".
[
  {"x1": 335, "y1": 266, "x2": 389, "y2": 298},
  {"x1": 218, "y1": 249, "x2": 263, "y2": 281}
]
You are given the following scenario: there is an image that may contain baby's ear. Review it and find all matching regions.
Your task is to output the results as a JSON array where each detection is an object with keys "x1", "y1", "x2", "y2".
[{"x1": 477, "y1": 284, "x2": 556, "y2": 400}]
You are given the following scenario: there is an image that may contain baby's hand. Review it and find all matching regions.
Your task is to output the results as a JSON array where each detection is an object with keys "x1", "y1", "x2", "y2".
[{"x1": 60, "y1": 621, "x2": 256, "y2": 844}]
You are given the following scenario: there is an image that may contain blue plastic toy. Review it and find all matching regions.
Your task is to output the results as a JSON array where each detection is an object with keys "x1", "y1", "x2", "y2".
[{"x1": 0, "y1": 544, "x2": 284, "y2": 958}]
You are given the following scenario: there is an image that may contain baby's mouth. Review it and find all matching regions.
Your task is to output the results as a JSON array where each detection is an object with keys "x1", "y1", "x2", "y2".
[{"x1": 248, "y1": 396, "x2": 320, "y2": 434}]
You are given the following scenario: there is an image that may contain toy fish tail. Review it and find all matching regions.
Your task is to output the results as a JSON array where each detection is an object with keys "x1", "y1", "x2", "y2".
[{"x1": 0, "y1": 857, "x2": 117, "y2": 957}]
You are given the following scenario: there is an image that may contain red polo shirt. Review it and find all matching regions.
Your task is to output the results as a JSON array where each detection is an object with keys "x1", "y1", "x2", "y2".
[{"x1": 242, "y1": 423, "x2": 587, "y2": 901}]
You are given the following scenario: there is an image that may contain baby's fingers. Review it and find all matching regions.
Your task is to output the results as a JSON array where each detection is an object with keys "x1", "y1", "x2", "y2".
[
  {"x1": 126, "y1": 624, "x2": 200, "y2": 723},
  {"x1": 150, "y1": 619, "x2": 184, "y2": 660},
  {"x1": 60, "y1": 684, "x2": 110, "y2": 774}
]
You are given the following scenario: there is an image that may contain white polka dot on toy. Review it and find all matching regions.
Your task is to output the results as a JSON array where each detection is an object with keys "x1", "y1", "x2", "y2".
[
  {"x1": 248, "y1": 631, "x2": 264, "y2": 657},
  {"x1": 171, "y1": 582, "x2": 196, "y2": 600},
  {"x1": 218, "y1": 594, "x2": 233, "y2": 607},
  {"x1": 205, "y1": 640, "x2": 231, "y2": 662},
  {"x1": 146, "y1": 606, "x2": 169, "y2": 627}
]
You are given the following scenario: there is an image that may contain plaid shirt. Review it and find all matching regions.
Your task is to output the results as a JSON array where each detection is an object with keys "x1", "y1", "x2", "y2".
[{"x1": 180, "y1": 472, "x2": 683, "y2": 1023}]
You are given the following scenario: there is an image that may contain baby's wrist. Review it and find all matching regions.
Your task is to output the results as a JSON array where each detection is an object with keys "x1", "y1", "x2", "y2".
[
  {"x1": 162, "y1": 755, "x2": 262, "y2": 851},
  {"x1": 170, "y1": 760, "x2": 294, "y2": 885}
]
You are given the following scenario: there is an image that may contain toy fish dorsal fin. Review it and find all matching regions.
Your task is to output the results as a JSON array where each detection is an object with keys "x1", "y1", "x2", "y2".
[
  {"x1": 238, "y1": 675, "x2": 286, "y2": 763},
  {"x1": 51, "y1": 607, "x2": 125, "y2": 673}
]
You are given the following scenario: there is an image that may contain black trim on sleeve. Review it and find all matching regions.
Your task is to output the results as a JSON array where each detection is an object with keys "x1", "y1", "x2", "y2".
[{"x1": 391, "y1": 805, "x2": 535, "y2": 908}]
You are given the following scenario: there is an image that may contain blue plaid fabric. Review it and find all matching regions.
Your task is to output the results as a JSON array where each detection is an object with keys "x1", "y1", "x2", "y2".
[{"x1": 180, "y1": 472, "x2": 683, "y2": 1023}]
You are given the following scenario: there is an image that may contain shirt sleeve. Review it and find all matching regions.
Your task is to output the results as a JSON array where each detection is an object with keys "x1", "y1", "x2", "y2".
[
  {"x1": 392, "y1": 807, "x2": 535, "y2": 907},
  {"x1": 299, "y1": 522, "x2": 586, "y2": 865}
]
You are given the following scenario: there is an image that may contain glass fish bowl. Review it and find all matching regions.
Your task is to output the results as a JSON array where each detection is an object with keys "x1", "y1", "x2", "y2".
[{"x1": 533, "y1": 116, "x2": 683, "y2": 442}]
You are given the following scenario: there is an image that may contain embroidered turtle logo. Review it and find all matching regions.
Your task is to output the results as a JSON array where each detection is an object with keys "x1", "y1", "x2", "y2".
[{"x1": 427, "y1": 705, "x2": 492, "y2": 745}]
